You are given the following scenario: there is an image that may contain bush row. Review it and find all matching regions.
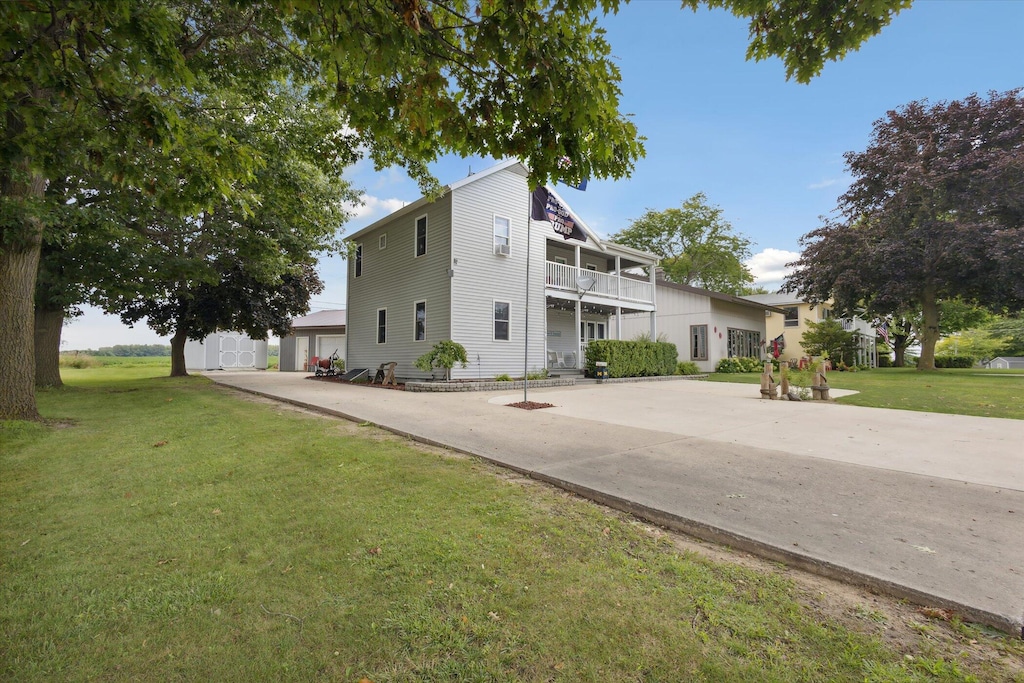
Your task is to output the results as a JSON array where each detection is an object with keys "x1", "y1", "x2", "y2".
[
  {"x1": 584, "y1": 340, "x2": 677, "y2": 378},
  {"x1": 715, "y1": 357, "x2": 774, "y2": 373},
  {"x1": 932, "y1": 355, "x2": 975, "y2": 368}
]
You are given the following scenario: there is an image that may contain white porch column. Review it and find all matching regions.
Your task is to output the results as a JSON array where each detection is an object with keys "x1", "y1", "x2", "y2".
[
  {"x1": 574, "y1": 243, "x2": 581, "y2": 268},
  {"x1": 615, "y1": 255, "x2": 621, "y2": 298},
  {"x1": 649, "y1": 265, "x2": 657, "y2": 339},
  {"x1": 615, "y1": 306, "x2": 622, "y2": 340}
]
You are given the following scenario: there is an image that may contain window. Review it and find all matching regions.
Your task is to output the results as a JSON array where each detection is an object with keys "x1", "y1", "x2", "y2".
[
  {"x1": 494, "y1": 301, "x2": 510, "y2": 341},
  {"x1": 354, "y1": 244, "x2": 362, "y2": 278},
  {"x1": 554, "y1": 256, "x2": 568, "y2": 265},
  {"x1": 415, "y1": 215, "x2": 427, "y2": 257},
  {"x1": 494, "y1": 216, "x2": 510, "y2": 254},
  {"x1": 727, "y1": 328, "x2": 761, "y2": 358},
  {"x1": 376, "y1": 308, "x2": 387, "y2": 344},
  {"x1": 379, "y1": 234, "x2": 387, "y2": 250},
  {"x1": 819, "y1": 307, "x2": 832, "y2": 321},
  {"x1": 783, "y1": 306, "x2": 799, "y2": 327},
  {"x1": 690, "y1": 325, "x2": 708, "y2": 361},
  {"x1": 585, "y1": 263, "x2": 598, "y2": 271},
  {"x1": 414, "y1": 301, "x2": 426, "y2": 341}
]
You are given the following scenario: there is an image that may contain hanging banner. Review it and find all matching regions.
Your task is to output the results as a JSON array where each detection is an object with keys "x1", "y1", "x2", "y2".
[{"x1": 530, "y1": 187, "x2": 587, "y2": 242}]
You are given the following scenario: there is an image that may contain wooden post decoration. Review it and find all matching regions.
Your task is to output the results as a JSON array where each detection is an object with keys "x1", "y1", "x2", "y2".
[
  {"x1": 817, "y1": 362, "x2": 830, "y2": 400},
  {"x1": 760, "y1": 362, "x2": 771, "y2": 399},
  {"x1": 780, "y1": 363, "x2": 789, "y2": 395}
]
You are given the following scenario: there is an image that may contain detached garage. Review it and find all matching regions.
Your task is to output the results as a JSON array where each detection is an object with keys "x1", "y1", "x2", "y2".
[{"x1": 279, "y1": 310, "x2": 347, "y2": 372}]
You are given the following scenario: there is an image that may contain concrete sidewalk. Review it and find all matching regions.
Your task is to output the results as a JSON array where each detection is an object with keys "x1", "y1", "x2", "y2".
[{"x1": 203, "y1": 371, "x2": 1024, "y2": 635}]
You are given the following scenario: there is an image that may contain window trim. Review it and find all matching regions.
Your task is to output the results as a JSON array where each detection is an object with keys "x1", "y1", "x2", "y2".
[
  {"x1": 379, "y1": 234, "x2": 387, "y2": 250},
  {"x1": 690, "y1": 324, "x2": 708, "y2": 361},
  {"x1": 585, "y1": 263, "x2": 599, "y2": 271},
  {"x1": 413, "y1": 300, "x2": 426, "y2": 342},
  {"x1": 354, "y1": 244, "x2": 362, "y2": 278},
  {"x1": 493, "y1": 300, "x2": 511, "y2": 342},
  {"x1": 414, "y1": 214, "x2": 428, "y2": 257},
  {"x1": 493, "y1": 214, "x2": 511, "y2": 254},
  {"x1": 376, "y1": 308, "x2": 387, "y2": 345}
]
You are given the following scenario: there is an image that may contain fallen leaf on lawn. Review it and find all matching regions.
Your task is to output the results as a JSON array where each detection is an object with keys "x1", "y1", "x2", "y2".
[
  {"x1": 212, "y1": 509, "x2": 222, "y2": 515},
  {"x1": 157, "y1": 558, "x2": 177, "y2": 566},
  {"x1": 602, "y1": 527, "x2": 610, "y2": 536},
  {"x1": 153, "y1": 440, "x2": 168, "y2": 448},
  {"x1": 919, "y1": 607, "x2": 954, "y2": 622},
  {"x1": 281, "y1": 565, "x2": 293, "y2": 574},
  {"x1": 368, "y1": 546, "x2": 381, "y2": 555},
  {"x1": 488, "y1": 611, "x2": 501, "y2": 621},
  {"x1": 20, "y1": 539, "x2": 31, "y2": 546},
  {"x1": 461, "y1": 615, "x2": 468, "y2": 624}
]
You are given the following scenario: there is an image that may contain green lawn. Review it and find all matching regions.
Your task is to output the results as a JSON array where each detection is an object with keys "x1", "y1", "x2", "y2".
[
  {"x1": 706, "y1": 368, "x2": 1024, "y2": 420},
  {"x1": 3, "y1": 366, "x2": 1022, "y2": 681}
]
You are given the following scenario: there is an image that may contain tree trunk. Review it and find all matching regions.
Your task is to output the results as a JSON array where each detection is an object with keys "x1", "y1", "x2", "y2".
[
  {"x1": 893, "y1": 342, "x2": 908, "y2": 368},
  {"x1": 170, "y1": 328, "x2": 189, "y2": 377},
  {"x1": 918, "y1": 287, "x2": 940, "y2": 371},
  {"x1": 34, "y1": 305, "x2": 64, "y2": 388}
]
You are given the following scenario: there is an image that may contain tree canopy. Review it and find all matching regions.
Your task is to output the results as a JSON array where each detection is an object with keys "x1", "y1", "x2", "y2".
[
  {"x1": 3, "y1": 0, "x2": 914, "y2": 418},
  {"x1": 611, "y1": 193, "x2": 754, "y2": 294},
  {"x1": 785, "y1": 90, "x2": 1024, "y2": 370}
]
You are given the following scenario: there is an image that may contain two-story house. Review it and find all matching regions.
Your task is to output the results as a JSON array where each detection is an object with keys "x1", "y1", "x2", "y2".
[
  {"x1": 742, "y1": 293, "x2": 877, "y2": 367},
  {"x1": 344, "y1": 160, "x2": 659, "y2": 381}
]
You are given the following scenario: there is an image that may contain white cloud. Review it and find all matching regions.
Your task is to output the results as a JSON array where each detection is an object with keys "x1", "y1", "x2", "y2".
[
  {"x1": 808, "y1": 178, "x2": 839, "y2": 190},
  {"x1": 346, "y1": 194, "x2": 407, "y2": 221},
  {"x1": 745, "y1": 248, "x2": 801, "y2": 289}
]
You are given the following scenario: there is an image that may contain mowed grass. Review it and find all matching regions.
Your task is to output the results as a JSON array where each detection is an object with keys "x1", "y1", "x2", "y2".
[
  {"x1": 1, "y1": 366, "x2": 1017, "y2": 682},
  {"x1": 706, "y1": 368, "x2": 1024, "y2": 420}
]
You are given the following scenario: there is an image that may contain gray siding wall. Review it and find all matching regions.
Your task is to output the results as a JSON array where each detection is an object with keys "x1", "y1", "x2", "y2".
[
  {"x1": 449, "y1": 167, "x2": 547, "y2": 378},
  {"x1": 347, "y1": 195, "x2": 453, "y2": 379}
]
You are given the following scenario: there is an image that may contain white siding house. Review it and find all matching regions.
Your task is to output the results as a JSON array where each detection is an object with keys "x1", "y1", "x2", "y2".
[
  {"x1": 618, "y1": 279, "x2": 780, "y2": 373},
  {"x1": 345, "y1": 160, "x2": 659, "y2": 380}
]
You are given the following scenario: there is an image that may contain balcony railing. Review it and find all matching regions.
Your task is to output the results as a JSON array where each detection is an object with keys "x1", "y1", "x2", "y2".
[{"x1": 545, "y1": 261, "x2": 653, "y2": 305}]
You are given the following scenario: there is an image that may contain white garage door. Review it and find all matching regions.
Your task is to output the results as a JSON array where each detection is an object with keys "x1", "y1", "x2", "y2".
[
  {"x1": 220, "y1": 333, "x2": 256, "y2": 368},
  {"x1": 317, "y1": 335, "x2": 346, "y2": 362}
]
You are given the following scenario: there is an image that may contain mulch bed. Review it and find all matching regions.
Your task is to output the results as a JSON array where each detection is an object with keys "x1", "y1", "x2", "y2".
[{"x1": 506, "y1": 401, "x2": 555, "y2": 410}]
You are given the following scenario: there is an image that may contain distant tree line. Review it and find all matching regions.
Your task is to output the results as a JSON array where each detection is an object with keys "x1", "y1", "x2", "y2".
[{"x1": 68, "y1": 345, "x2": 171, "y2": 357}]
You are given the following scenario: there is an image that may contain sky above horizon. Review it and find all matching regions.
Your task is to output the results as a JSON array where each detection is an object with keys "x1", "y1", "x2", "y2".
[{"x1": 63, "y1": 0, "x2": 1024, "y2": 350}]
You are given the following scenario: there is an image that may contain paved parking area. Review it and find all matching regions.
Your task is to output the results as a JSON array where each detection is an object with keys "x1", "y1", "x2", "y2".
[{"x1": 204, "y1": 371, "x2": 1024, "y2": 635}]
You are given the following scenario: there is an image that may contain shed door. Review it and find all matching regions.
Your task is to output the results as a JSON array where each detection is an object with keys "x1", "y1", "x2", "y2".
[{"x1": 220, "y1": 333, "x2": 256, "y2": 368}]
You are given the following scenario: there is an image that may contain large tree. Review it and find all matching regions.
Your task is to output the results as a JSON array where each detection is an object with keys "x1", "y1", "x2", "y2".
[
  {"x1": 2, "y1": 0, "x2": 912, "y2": 419},
  {"x1": 785, "y1": 90, "x2": 1024, "y2": 370},
  {"x1": 611, "y1": 193, "x2": 754, "y2": 294}
]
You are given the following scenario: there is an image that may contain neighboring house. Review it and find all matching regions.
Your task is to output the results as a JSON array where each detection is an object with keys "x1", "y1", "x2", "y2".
[
  {"x1": 344, "y1": 159, "x2": 659, "y2": 381},
  {"x1": 279, "y1": 310, "x2": 347, "y2": 372},
  {"x1": 742, "y1": 293, "x2": 877, "y2": 367},
  {"x1": 617, "y1": 277, "x2": 782, "y2": 373},
  {"x1": 184, "y1": 331, "x2": 269, "y2": 371},
  {"x1": 987, "y1": 357, "x2": 1024, "y2": 369}
]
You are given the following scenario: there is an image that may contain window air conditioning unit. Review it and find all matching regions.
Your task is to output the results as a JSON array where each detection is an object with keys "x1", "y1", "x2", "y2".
[
  {"x1": 765, "y1": 310, "x2": 771, "y2": 317},
  {"x1": 495, "y1": 244, "x2": 510, "y2": 256}
]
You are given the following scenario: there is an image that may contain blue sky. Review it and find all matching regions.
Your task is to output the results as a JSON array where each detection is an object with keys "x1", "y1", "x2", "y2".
[{"x1": 64, "y1": 0, "x2": 1024, "y2": 349}]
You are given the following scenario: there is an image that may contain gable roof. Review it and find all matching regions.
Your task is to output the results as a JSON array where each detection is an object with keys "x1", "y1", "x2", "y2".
[{"x1": 291, "y1": 310, "x2": 346, "y2": 328}]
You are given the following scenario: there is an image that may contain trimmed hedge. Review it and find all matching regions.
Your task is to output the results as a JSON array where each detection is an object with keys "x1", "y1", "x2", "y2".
[
  {"x1": 676, "y1": 361, "x2": 701, "y2": 375},
  {"x1": 584, "y1": 340, "x2": 677, "y2": 378},
  {"x1": 715, "y1": 356, "x2": 775, "y2": 373}
]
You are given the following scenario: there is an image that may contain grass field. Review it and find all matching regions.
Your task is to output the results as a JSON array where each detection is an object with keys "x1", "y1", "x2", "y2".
[
  {"x1": 706, "y1": 368, "x2": 1024, "y2": 420},
  {"x1": 3, "y1": 365, "x2": 1023, "y2": 681}
]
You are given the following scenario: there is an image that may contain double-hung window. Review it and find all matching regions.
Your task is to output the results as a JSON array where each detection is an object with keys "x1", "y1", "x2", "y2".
[
  {"x1": 494, "y1": 301, "x2": 510, "y2": 341},
  {"x1": 783, "y1": 307, "x2": 799, "y2": 327},
  {"x1": 494, "y1": 216, "x2": 510, "y2": 254},
  {"x1": 376, "y1": 309, "x2": 387, "y2": 344},
  {"x1": 415, "y1": 216, "x2": 427, "y2": 257},
  {"x1": 414, "y1": 301, "x2": 426, "y2": 341}
]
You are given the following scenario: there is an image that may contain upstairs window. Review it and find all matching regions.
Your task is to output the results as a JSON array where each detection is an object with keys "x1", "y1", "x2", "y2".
[
  {"x1": 415, "y1": 215, "x2": 427, "y2": 257},
  {"x1": 494, "y1": 216, "x2": 510, "y2": 255},
  {"x1": 354, "y1": 244, "x2": 362, "y2": 278},
  {"x1": 783, "y1": 306, "x2": 799, "y2": 327}
]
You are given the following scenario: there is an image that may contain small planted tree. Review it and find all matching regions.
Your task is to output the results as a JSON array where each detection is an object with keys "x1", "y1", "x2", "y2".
[
  {"x1": 414, "y1": 340, "x2": 469, "y2": 381},
  {"x1": 801, "y1": 319, "x2": 859, "y2": 367}
]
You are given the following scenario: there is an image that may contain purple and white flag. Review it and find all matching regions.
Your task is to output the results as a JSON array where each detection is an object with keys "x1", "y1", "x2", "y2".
[{"x1": 530, "y1": 187, "x2": 586, "y2": 242}]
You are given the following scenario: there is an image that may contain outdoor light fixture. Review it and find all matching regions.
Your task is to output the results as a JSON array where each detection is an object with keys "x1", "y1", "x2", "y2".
[{"x1": 575, "y1": 274, "x2": 597, "y2": 298}]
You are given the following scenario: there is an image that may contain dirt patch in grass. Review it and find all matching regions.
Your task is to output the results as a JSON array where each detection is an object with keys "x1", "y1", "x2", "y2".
[{"x1": 507, "y1": 401, "x2": 556, "y2": 410}]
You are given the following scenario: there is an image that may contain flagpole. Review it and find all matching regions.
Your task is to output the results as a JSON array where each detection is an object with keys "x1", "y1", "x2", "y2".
[{"x1": 524, "y1": 187, "x2": 532, "y2": 403}]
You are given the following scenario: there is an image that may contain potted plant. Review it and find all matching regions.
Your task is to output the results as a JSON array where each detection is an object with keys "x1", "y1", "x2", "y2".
[{"x1": 414, "y1": 340, "x2": 469, "y2": 381}]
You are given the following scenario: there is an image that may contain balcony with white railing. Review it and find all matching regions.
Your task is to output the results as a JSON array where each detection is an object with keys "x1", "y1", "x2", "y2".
[{"x1": 544, "y1": 261, "x2": 654, "y2": 307}]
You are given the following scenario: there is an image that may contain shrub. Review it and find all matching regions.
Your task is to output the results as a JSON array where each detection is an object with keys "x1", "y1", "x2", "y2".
[
  {"x1": 676, "y1": 361, "x2": 701, "y2": 375},
  {"x1": 584, "y1": 340, "x2": 677, "y2": 378},
  {"x1": 414, "y1": 340, "x2": 469, "y2": 381},
  {"x1": 715, "y1": 357, "x2": 773, "y2": 373},
  {"x1": 877, "y1": 355, "x2": 893, "y2": 368},
  {"x1": 59, "y1": 353, "x2": 101, "y2": 369},
  {"x1": 494, "y1": 374, "x2": 513, "y2": 382},
  {"x1": 526, "y1": 368, "x2": 549, "y2": 381},
  {"x1": 934, "y1": 355, "x2": 975, "y2": 369}
]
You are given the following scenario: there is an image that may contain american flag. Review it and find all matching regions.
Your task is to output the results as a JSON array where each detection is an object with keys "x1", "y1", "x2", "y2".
[{"x1": 877, "y1": 322, "x2": 891, "y2": 345}]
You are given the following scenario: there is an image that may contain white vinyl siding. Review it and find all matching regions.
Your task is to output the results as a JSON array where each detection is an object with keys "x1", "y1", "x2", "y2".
[{"x1": 346, "y1": 193, "x2": 453, "y2": 377}]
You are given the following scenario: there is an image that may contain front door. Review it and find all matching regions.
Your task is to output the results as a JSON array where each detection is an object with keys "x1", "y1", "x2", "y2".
[{"x1": 580, "y1": 321, "x2": 607, "y2": 366}]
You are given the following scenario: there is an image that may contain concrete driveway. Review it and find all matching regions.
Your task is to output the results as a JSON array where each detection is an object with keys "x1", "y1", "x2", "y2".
[{"x1": 203, "y1": 371, "x2": 1024, "y2": 635}]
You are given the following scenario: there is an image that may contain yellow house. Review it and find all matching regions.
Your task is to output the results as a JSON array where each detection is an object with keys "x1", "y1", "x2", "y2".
[{"x1": 743, "y1": 293, "x2": 878, "y2": 367}]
